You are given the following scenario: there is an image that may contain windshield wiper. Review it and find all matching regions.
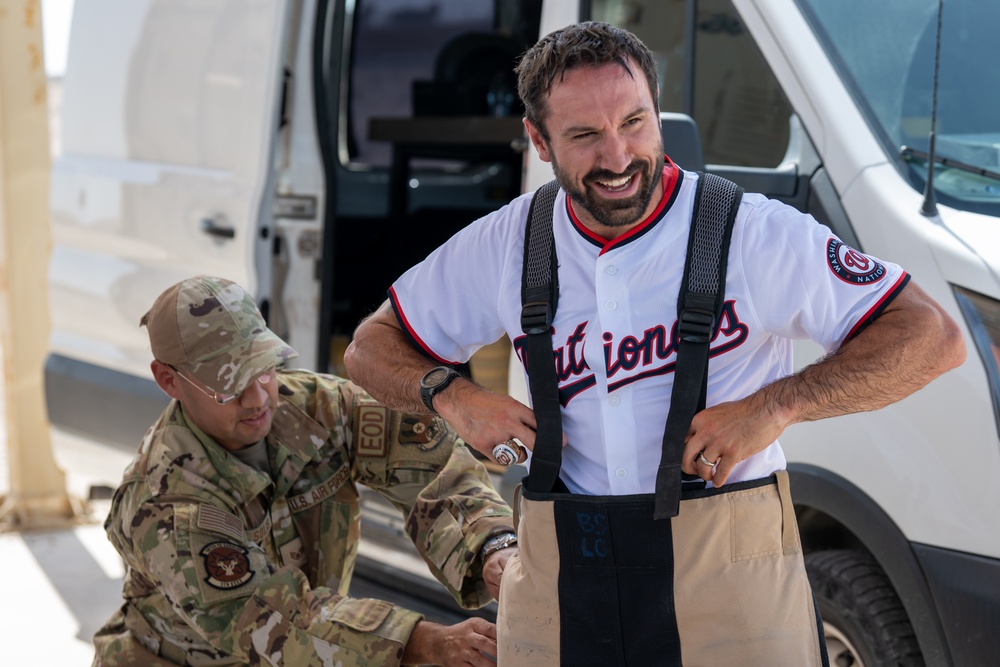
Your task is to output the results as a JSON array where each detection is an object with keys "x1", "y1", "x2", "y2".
[{"x1": 901, "y1": 145, "x2": 1000, "y2": 183}]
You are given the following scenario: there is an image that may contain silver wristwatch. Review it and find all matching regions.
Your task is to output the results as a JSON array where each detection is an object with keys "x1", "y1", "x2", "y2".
[{"x1": 480, "y1": 531, "x2": 518, "y2": 561}]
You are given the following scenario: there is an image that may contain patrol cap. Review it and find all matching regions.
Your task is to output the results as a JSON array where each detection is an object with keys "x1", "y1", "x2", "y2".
[{"x1": 142, "y1": 276, "x2": 298, "y2": 396}]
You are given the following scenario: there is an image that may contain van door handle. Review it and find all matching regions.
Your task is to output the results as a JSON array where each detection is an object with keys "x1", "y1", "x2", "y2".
[{"x1": 200, "y1": 216, "x2": 235, "y2": 239}]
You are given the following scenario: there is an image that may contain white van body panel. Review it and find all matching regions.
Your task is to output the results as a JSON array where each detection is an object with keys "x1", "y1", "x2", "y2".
[
  {"x1": 787, "y1": 165, "x2": 1000, "y2": 557},
  {"x1": 789, "y1": 330, "x2": 1000, "y2": 560},
  {"x1": 736, "y1": 0, "x2": 1000, "y2": 557},
  {"x1": 49, "y1": 0, "x2": 290, "y2": 379},
  {"x1": 941, "y1": 210, "x2": 1000, "y2": 283}
]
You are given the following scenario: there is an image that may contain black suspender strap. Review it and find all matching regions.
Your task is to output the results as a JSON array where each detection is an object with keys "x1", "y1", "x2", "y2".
[
  {"x1": 654, "y1": 173, "x2": 743, "y2": 518},
  {"x1": 519, "y1": 173, "x2": 742, "y2": 509},
  {"x1": 520, "y1": 180, "x2": 563, "y2": 494}
]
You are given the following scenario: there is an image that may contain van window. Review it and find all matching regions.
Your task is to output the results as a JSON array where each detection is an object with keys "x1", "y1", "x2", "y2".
[
  {"x1": 590, "y1": 0, "x2": 792, "y2": 169},
  {"x1": 344, "y1": 0, "x2": 539, "y2": 169},
  {"x1": 797, "y1": 0, "x2": 1000, "y2": 217}
]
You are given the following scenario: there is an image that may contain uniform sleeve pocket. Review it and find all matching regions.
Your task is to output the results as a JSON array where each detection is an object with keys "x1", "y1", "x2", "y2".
[
  {"x1": 326, "y1": 597, "x2": 393, "y2": 632},
  {"x1": 423, "y1": 508, "x2": 465, "y2": 576},
  {"x1": 180, "y1": 507, "x2": 270, "y2": 607}
]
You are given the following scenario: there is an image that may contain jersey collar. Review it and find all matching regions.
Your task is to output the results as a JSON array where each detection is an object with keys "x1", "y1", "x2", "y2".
[{"x1": 567, "y1": 157, "x2": 683, "y2": 254}]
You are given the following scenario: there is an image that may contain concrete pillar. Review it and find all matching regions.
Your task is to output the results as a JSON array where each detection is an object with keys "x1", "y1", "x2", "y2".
[{"x1": 0, "y1": 0, "x2": 81, "y2": 530}]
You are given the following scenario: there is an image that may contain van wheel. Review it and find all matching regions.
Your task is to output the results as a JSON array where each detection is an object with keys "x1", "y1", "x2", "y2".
[{"x1": 804, "y1": 550, "x2": 924, "y2": 667}]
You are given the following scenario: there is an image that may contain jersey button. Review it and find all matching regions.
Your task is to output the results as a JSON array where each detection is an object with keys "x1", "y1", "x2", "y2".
[
  {"x1": 605, "y1": 265, "x2": 618, "y2": 275},
  {"x1": 615, "y1": 467, "x2": 628, "y2": 479},
  {"x1": 608, "y1": 395, "x2": 621, "y2": 406},
  {"x1": 605, "y1": 300, "x2": 617, "y2": 311}
]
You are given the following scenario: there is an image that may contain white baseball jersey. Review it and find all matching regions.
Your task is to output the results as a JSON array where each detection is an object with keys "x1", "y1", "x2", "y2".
[{"x1": 390, "y1": 164, "x2": 908, "y2": 495}]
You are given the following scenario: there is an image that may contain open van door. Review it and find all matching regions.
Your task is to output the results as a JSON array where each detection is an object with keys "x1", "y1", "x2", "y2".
[{"x1": 47, "y1": 0, "x2": 293, "y2": 443}]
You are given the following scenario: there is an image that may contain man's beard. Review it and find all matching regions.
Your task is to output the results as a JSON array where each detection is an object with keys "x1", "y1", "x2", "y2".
[{"x1": 551, "y1": 150, "x2": 665, "y2": 229}]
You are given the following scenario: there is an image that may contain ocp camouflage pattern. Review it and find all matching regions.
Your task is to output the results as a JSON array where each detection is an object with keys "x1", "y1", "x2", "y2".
[
  {"x1": 92, "y1": 370, "x2": 512, "y2": 666},
  {"x1": 172, "y1": 278, "x2": 298, "y2": 396}
]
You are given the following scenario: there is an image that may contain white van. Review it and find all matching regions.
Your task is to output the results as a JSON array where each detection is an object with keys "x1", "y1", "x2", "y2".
[{"x1": 48, "y1": 1, "x2": 999, "y2": 664}]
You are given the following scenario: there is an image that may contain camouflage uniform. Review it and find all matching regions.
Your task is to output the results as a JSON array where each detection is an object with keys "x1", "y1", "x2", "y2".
[{"x1": 93, "y1": 370, "x2": 512, "y2": 666}]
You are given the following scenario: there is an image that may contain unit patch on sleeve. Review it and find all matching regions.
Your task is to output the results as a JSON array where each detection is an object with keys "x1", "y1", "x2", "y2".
[
  {"x1": 356, "y1": 404, "x2": 388, "y2": 457},
  {"x1": 200, "y1": 542, "x2": 254, "y2": 590},
  {"x1": 826, "y1": 238, "x2": 886, "y2": 284},
  {"x1": 399, "y1": 415, "x2": 448, "y2": 451}
]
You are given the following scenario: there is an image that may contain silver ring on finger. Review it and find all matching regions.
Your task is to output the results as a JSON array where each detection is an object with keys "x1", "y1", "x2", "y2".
[
  {"x1": 697, "y1": 452, "x2": 717, "y2": 468},
  {"x1": 493, "y1": 440, "x2": 520, "y2": 467}
]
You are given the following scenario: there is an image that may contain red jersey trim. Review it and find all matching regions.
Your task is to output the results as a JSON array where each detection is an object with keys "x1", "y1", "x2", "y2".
[
  {"x1": 388, "y1": 286, "x2": 454, "y2": 365},
  {"x1": 844, "y1": 273, "x2": 911, "y2": 342},
  {"x1": 567, "y1": 157, "x2": 682, "y2": 254}
]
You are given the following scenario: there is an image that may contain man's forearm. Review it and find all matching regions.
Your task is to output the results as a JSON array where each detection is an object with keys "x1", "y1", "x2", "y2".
[
  {"x1": 345, "y1": 301, "x2": 435, "y2": 413},
  {"x1": 346, "y1": 301, "x2": 542, "y2": 460},
  {"x1": 683, "y1": 282, "x2": 966, "y2": 486},
  {"x1": 759, "y1": 282, "x2": 965, "y2": 426}
]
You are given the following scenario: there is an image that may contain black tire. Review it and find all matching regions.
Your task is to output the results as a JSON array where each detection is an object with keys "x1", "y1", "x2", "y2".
[{"x1": 805, "y1": 549, "x2": 924, "y2": 667}]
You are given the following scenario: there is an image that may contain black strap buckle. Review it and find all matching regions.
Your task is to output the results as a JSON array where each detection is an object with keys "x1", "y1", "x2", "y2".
[
  {"x1": 521, "y1": 301, "x2": 553, "y2": 335},
  {"x1": 678, "y1": 308, "x2": 715, "y2": 344}
]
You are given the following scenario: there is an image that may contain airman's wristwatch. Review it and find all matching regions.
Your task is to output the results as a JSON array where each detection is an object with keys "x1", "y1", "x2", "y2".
[
  {"x1": 480, "y1": 531, "x2": 518, "y2": 562},
  {"x1": 419, "y1": 365, "x2": 461, "y2": 414}
]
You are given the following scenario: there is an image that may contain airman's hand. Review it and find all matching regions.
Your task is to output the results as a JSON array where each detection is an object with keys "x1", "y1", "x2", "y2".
[
  {"x1": 404, "y1": 618, "x2": 498, "y2": 666},
  {"x1": 483, "y1": 546, "x2": 517, "y2": 600}
]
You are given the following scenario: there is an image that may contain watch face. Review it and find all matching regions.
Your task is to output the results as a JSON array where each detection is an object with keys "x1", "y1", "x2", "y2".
[
  {"x1": 420, "y1": 366, "x2": 456, "y2": 390},
  {"x1": 422, "y1": 367, "x2": 451, "y2": 388}
]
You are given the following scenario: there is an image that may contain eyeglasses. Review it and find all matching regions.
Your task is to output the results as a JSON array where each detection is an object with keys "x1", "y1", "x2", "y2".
[{"x1": 170, "y1": 366, "x2": 277, "y2": 405}]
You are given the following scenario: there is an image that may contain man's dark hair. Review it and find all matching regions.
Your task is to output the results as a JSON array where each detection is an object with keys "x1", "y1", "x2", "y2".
[{"x1": 515, "y1": 21, "x2": 659, "y2": 140}]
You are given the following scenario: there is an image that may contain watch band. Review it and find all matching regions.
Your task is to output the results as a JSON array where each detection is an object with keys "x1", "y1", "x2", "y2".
[{"x1": 480, "y1": 531, "x2": 518, "y2": 561}]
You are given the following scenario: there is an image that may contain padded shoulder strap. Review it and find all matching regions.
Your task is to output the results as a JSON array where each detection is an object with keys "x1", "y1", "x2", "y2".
[
  {"x1": 654, "y1": 172, "x2": 743, "y2": 518},
  {"x1": 520, "y1": 180, "x2": 563, "y2": 493}
]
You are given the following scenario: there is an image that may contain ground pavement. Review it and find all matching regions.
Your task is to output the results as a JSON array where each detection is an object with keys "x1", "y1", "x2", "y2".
[{"x1": 0, "y1": 425, "x2": 132, "y2": 665}]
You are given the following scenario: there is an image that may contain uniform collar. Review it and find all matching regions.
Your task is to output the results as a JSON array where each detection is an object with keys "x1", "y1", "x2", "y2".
[
  {"x1": 163, "y1": 403, "x2": 274, "y2": 503},
  {"x1": 265, "y1": 386, "x2": 330, "y2": 498}
]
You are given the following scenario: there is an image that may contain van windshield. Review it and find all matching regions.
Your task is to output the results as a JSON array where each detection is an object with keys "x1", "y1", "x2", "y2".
[{"x1": 797, "y1": 0, "x2": 1000, "y2": 218}]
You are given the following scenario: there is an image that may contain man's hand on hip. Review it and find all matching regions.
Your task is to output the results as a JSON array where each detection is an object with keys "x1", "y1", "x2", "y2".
[{"x1": 435, "y1": 379, "x2": 553, "y2": 464}]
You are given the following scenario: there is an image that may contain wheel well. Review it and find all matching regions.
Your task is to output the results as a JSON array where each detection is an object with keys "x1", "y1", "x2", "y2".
[
  {"x1": 788, "y1": 463, "x2": 953, "y2": 666},
  {"x1": 795, "y1": 505, "x2": 866, "y2": 555}
]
